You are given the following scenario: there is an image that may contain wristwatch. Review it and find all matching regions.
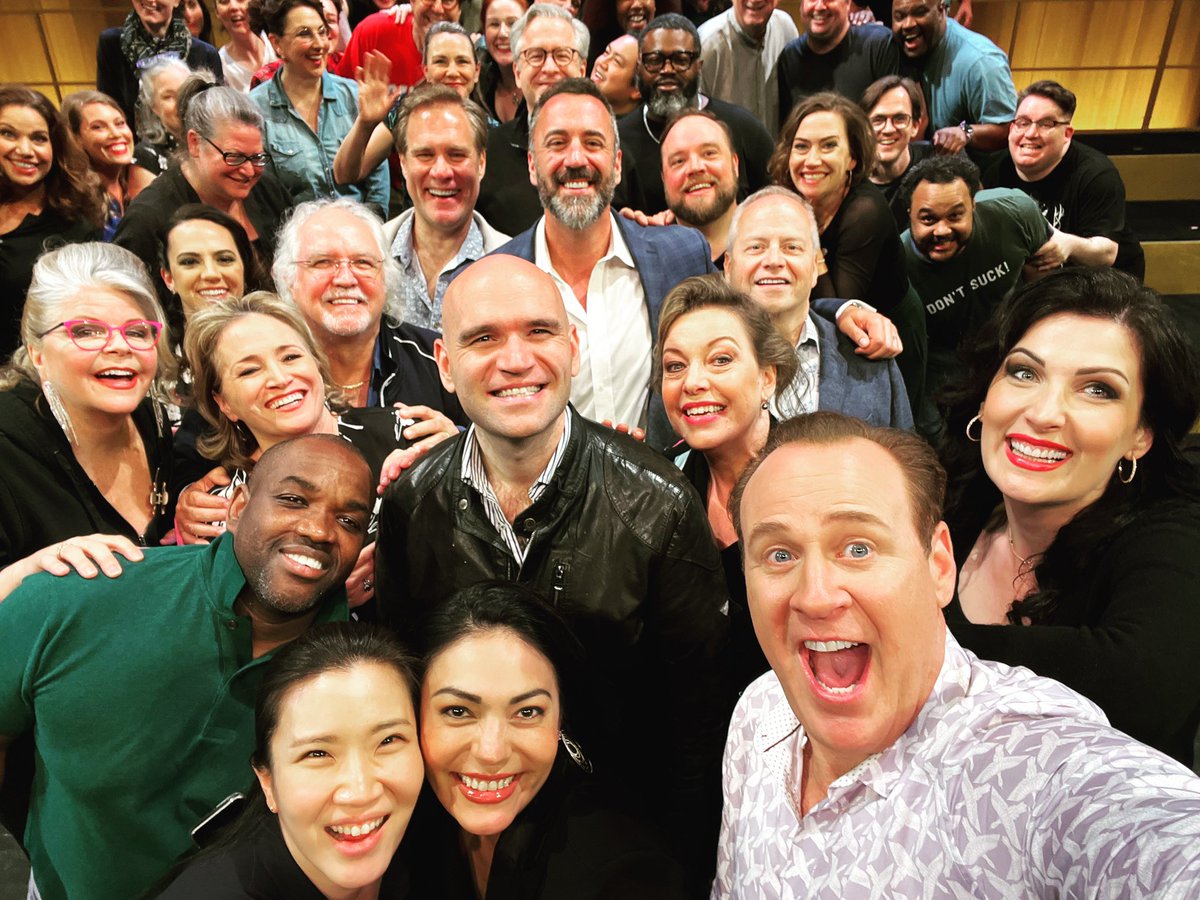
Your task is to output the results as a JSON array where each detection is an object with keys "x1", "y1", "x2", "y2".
[{"x1": 958, "y1": 120, "x2": 974, "y2": 145}]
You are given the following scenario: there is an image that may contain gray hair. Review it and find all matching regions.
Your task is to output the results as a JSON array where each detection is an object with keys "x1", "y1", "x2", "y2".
[
  {"x1": 136, "y1": 58, "x2": 209, "y2": 146},
  {"x1": 727, "y1": 186, "x2": 822, "y2": 255},
  {"x1": 511, "y1": 3, "x2": 590, "y2": 66},
  {"x1": 179, "y1": 77, "x2": 264, "y2": 142},
  {"x1": 272, "y1": 197, "x2": 404, "y2": 322},
  {"x1": 0, "y1": 243, "x2": 177, "y2": 395}
]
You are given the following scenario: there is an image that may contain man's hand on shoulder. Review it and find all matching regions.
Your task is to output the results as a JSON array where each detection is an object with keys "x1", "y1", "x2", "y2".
[{"x1": 837, "y1": 303, "x2": 903, "y2": 359}]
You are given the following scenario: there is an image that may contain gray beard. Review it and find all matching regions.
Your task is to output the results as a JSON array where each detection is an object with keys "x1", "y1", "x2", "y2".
[
  {"x1": 539, "y1": 169, "x2": 618, "y2": 231},
  {"x1": 647, "y1": 87, "x2": 694, "y2": 121}
]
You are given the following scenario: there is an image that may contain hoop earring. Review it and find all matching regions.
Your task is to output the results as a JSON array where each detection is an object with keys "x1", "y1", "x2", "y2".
[
  {"x1": 965, "y1": 414, "x2": 982, "y2": 443},
  {"x1": 42, "y1": 380, "x2": 78, "y2": 445},
  {"x1": 1117, "y1": 456, "x2": 1137, "y2": 484},
  {"x1": 559, "y1": 731, "x2": 593, "y2": 773}
]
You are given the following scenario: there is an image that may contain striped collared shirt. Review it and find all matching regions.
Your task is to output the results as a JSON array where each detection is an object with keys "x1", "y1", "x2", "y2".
[
  {"x1": 771, "y1": 314, "x2": 821, "y2": 420},
  {"x1": 459, "y1": 413, "x2": 573, "y2": 563}
]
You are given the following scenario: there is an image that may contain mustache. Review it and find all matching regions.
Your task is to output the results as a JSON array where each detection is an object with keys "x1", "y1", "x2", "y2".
[{"x1": 555, "y1": 166, "x2": 600, "y2": 185}]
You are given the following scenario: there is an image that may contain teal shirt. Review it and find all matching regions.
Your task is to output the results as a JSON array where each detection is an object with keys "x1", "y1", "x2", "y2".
[
  {"x1": 918, "y1": 18, "x2": 1017, "y2": 131},
  {"x1": 250, "y1": 69, "x2": 390, "y2": 217},
  {"x1": 0, "y1": 534, "x2": 349, "y2": 900},
  {"x1": 902, "y1": 187, "x2": 1049, "y2": 395}
]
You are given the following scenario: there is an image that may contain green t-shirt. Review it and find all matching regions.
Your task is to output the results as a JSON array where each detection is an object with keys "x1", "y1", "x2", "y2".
[
  {"x1": 0, "y1": 534, "x2": 348, "y2": 900},
  {"x1": 902, "y1": 187, "x2": 1049, "y2": 393}
]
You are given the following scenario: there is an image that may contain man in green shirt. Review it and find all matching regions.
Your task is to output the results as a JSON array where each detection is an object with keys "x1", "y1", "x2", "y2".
[
  {"x1": 0, "y1": 435, "x2": 373, "y2": 900},
  {"x1": 900, "y1": 155, "x2": 1049, "y2": 424}
]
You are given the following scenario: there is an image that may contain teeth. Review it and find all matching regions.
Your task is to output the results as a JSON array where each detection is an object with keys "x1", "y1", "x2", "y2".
[
  {"x1": 495, "y1": 385, "x2": 540, "y2": 398},
  {"x1": 563, "y1": 181, "x2": 591, "y2": 189},
  {"x1": 684, "y1": 182, "x2": 713, "y2": 193},
  {"x1": 428, "y1": 188, "x2": 457, "y2": 197},
  {"x1": 267, "y1": 391, "x2": 304, "y2": 409},
  {"x1": 198, "y1": 288, "x2": 230, "y2": 297},
  {"x1": 1010, "y1": 439, "x2": 1068, "y2": 461},
  {"x1": 329, "y1": 816, "x2": 384, "y2": 836},
  {"x1": 805, "y1": 640, "x2": 861, "y2": 652},
  {"x1": 459, "y1": 774, "x2": 515, "y2": 791},
  {"x1": 756, "y1": 278, "x2": 788, "y2": 285},
  {"x1": 98, "y1": 369, "x2": 135, "y2": 377},
  {"x1": 283, "y1": 551, "x2": 326, "y2": 570},
  {"x1": 329, "y1": 297, "x2": 362, "y2": 305},
  {"x1": 685, "y1": 404, "x2": 724, "y2": 416}
]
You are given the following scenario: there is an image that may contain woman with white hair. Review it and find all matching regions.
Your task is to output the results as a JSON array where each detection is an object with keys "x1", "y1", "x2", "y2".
[
  {"x1": 132, "y1": 57, "x2": 211, "y2": 179},
  {"x1": 0, "y1": 242, "x2": 177, "y2": 597}
]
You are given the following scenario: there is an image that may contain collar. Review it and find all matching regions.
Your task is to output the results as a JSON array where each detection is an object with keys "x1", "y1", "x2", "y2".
[
  {"x1": 458, "y1": 411, "x2": 573, "y2": 496},
  {"x1": 391, "y1": 209, "x2": 485, "y2": 273},
  {"x1": 797, "y1": 313, "x2": 821, "y2": 352},
  {"x1": 266, "y1": 68, "x2": 335, "y2": 109},
  {"x1": 730, "y1": 12, "x2": 767, "y2": 49},
  {"x1": 532, "y1": 212, "x2": 636, "y2": 276}
]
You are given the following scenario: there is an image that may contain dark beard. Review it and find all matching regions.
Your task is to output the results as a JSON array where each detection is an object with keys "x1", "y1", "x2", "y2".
[{"x1": 669, "y1": 178, "x2": 737, "y2": 228}]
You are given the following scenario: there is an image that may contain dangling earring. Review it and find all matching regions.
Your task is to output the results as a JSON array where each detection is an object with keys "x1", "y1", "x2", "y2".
[
  {"x1": 42, "y1": 380, "x2": 78, "y2": 445},
  {"x1": 1117, "y1": 456, "x2": 1138, "y2": 484},
  {"x1": 965, "y1": 414, "x2": 982, "y2": 443},
  {"x1": 559, "y1": 731, "x2": 593, "y2": 773}
]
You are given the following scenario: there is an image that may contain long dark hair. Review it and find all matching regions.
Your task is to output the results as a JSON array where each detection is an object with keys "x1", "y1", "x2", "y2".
[
  {"x1": 941, "y1": 267, "x2": 1200, "y2": 624},
  {"x1": 0, "y1": 85, "x2": 105, "y2": 226}
]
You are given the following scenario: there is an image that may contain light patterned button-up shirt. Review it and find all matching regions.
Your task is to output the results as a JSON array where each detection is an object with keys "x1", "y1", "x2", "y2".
[
  {"x1": 391, "y1": 212, "x2": 485, "y2": 331},
  {"x1": 770, "y1": 314, "x2": 820, "y2": 420},
  {"x1": 714, "y1": 631, "x2": 1200, "y2": 899}
]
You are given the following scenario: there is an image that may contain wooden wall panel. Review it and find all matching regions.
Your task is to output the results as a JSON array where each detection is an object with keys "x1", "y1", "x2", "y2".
[
  {"x1": 1008, "y1": 0, "x2": 1172, "y2": 69},
  {"x1": 42, "y1": 11, "x2": 125, "y2": 85},
  {"x1": 0, "y1": 15, "x2": 53, "y2": 84},
  {"x1": 971, "y1": 1, "x2": 1018, "y2": 57},
  {"x1": 1010, "y1": 67, "x2": 1156, "y2": 129},
  {"x1": 1150, "y1": 68, "x2": 1200, "y2": 130},
  {"x1": 1167, "y1": 2, "x2": 1200, "y2": 67}
]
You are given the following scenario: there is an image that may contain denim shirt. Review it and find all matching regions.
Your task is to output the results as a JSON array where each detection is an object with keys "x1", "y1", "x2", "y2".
[{"x1": 251, "y1": 69, "x2": 389, "y2": 217}]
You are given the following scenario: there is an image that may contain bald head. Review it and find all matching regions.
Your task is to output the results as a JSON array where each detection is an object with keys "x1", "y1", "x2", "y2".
[{"x1": 442, "y1": 255, "x2": 568, "y2": 341}]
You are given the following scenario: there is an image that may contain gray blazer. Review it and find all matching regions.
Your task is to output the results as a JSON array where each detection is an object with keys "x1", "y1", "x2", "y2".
[{"x1": 811, "y1": 312, "x2": 914, "y2": 430}]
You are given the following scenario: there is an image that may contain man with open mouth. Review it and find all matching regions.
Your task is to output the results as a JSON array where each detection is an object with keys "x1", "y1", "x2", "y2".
[
  {"x1": 714, "y1": 411, "x2": 1200, "y2": 898},
  {"x1": 0, "y1": 435, "x2": 373, "y2": 900}
]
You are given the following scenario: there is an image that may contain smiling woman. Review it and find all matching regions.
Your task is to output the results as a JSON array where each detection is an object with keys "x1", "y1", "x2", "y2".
[
  {"x1": 156, "y1": 622, "x2": 423, "y2": 897},
  {"x1": 940, "y1": 267, "x2": 1200, "y2": 767}
]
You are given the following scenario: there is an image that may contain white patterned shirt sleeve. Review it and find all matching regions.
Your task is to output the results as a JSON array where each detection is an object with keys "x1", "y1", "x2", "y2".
[{"x1": 713, "y1": 631, "x2": 1200, "y2": 899}]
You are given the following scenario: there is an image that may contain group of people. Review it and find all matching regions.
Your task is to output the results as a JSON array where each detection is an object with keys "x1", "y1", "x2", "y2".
[{"x1": 0, "y1": 0, "x2": 1197, "y2": 897}]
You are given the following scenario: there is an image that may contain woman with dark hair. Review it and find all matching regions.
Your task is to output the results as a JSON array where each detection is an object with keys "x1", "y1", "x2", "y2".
[
  {"x1": 940, "y1": 266, "x2": 1200, "y2": 766},
  {"x1": 182, "y1": 0, "x2": 215, "y2": 43},
  {"x1": 61, "y1": 90, "x2": 154, "y2": 240},
  {"x1": 478, "y1": 0, "x2": 528, "y2": 124},
  {"x1": 95, "y1": 0, "x2": 224, "y2": 132},
  {"x1": 159, "y1": 203, "x2": 261, "y2": 328},
  {"x1": 654, "y1": 274, "x2": 796, "y2": 689},
  {"x1": 410, "y1": 581, "x2": 686, "y2": 899},
  {"x1": 116, "y1": 76, "x2": 291, "y2": 310},
  {"x1": 770, "y1": 90, "x2": 926, "y2": 427},
  {"x1": 0, "y1": 85, "x2": 104, "y2": 357},
  {"x1": 157, "y1": 622, "x2": 424, "y2": 897}
]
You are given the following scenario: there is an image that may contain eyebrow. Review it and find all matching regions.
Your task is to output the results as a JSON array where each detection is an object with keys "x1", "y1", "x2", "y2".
[
  {"x1": 431, "y1": 687, "x2": 553, "y2": 704},
  {"x1": 1009, "y1": 347, "x2": 1131, "y2": 385},
  {"x1": 289, "y1": 718, "x2": 413, "y2": 748},
  {"x1": 230, "y1": 344, "x2": 306, "y2": 366},
  {"x1": 745, "y1": 510, "x2": 890, "y2": 542},
  {"x1": 544, "y1": 127, "x2": 608, "y2": 143},
  {"x1": 277, "y1": 475, "x2": 318, "y2": 492}
]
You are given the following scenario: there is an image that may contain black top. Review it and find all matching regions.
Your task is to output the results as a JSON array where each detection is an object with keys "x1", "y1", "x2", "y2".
[
  {"x1": 874, "y1": 140, "x2": 933, "y2": 232},
  {"x1": 813, "y1": 180, "x2": 911, "y2": 312},
  {"x1": 617, "y1": 98, "x2": 775, "y2": 215},
  {"x1": 777, "y1": 24, "x2": 900, "y2": 129},
  {"x1": 158, "y1": 815, "x2": 411, "y2": 899},
  {"x1": 134, "y1": 137, "x2": 176, "y2": 177},
  {"x1": 945, "y1": 500, "x2": 1200, "y2": 766},
  {"x1": 406, "y1": 759, "x2": 687, "y2": 900},
  {"x1": 0, "y1": 379, "x2": 175, "y2": 568},
  {"x1": 95, "y1": 27, "x2": 224, "y2": 136},
  {"x1": 981, "y1": 139, "x2": 1146, "y2": 280},
  {"x1": 374, "y1": 317, "x2": 468, "y2": 426},
  {"x1": 0, "y1": 209, "x2": 99, "y2": 359}
]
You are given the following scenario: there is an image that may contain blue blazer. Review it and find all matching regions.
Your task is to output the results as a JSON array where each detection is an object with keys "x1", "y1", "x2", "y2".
[
  {"x1": 490, "y1": 216, "x2": 715, "y2": 446},
  {"x1": 810, "y1": 312, "x2": 914, "y2": 430}
]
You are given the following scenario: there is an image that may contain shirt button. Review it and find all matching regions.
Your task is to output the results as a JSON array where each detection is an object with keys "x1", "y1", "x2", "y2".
[
  {"x1": 522, "y1": 518, "x2": 536, "y2": 532},
  {"x1": 225, "y1": 619, "x2": 237, "y2": 630},
  {"x1": 457, "y1": 499, "x2": 469, "y2": 511}
]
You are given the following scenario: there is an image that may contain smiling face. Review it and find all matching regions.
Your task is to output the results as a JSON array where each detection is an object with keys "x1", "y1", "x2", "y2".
[
  {"x1": 412, "y1": 0, "x2": 460, "y2": 43},
  {"x1": 213, "y1": 313, "x2": 329, "y2": 452},
  {"x1": 892, "y1": 0, "x2": 946, "y2": 59},
  {"x1": 29, "y1": 287, "x2": 159, "y2": 419},
  {"x1": 1009, "y1": 93, "x2": 1073, "y2": 182},
  {"x1": 132, "y1": 0, "x2": 181, "y2": 37},
  {"x1": 979, "y1": 313, "x2": 1151, "y2": 521},
  {"x1": 661, "y1": 306, "x2": 774, "y2": 453},
  {"x1": 403, "y1": 103, "x2": 486, "y2": 235},
  {"x1": 868, "y1": 86, "x2": 919, "y2": 169},
  {"x1": 424, "y1": 32, "x2": 480, "y2": 97},
  {"x1": 228, "y1": 437, "x2": 372, "y2": 615},
  {"x1": 800, "y1": 0, "x2": 850, "y2": 49},
  {"x1": 291, "y1": 209, "x2": 387, "y2": 341},
  {"x1": 530, "y1": 92, "x2": 621, "y2": 231},
  {"x1": 215, "y1": 0, "x2": 252, "y2": 35},
  {"x1": 273, "y1": 5, "x2": 331, "y2": 79},
  {"x1": 725, "y1": 196, "x2": 820, "y2": 328},
  {"x1": 256, "y1": 662, "x2": 423, "y2": 898},
  {"x1": 74, "y1": 102, "x2": 134, "y2": 170},
  {"x1": 513, "y1": 17, "x2": 585, "y2": 109},
  {"x1": 182, "y1": 0, "x2": 206, "y2": 36},
  {"x1": 484, "y1": 0, "x2": 524, "y2": 67},
  {"x1": 909, "y1": 177, "x2": 974, "y2": 262},
  {"x1": 163, "y1": 219, "x2": 246, "y2": 319},
  {"x1": 420, "y1": 629, "x2": 560, "y2": 837},
  {"x1": 789, "y1": 109, "x2": 856, "y2": 211},
  {"x1": 436, "y1": 256, "x2": 579, "y2": 446},
  {"x1": 662, "y1": 115, "x2": 739, "y2": 229},
  {"x1": 616, "y1": 0, "x2": 654, "y2": 33},
  {"x1": 0, "y1": 104, "x2": 52, "y2": 190},
  {"x1": 740, "y1": 439, "x2": 955, "y2": 779},
  {"x1": 590, "y1": 35, "x2": 640, "y2": 114},
  {"x1": 735, "y1": 0, "x2": 779, "y2": 36},
  {"x1": 188, "y1": 121, "x2": 266, "y2": 204}
]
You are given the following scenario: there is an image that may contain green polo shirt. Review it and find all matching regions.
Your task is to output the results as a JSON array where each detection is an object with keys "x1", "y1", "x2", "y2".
[{"x1": 0, "y1": 534, "x2": 348, "y2": 900}]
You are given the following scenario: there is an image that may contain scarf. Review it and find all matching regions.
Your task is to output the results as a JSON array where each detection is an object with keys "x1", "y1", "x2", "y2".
[{"x1": 119, "y1": 9, "x2": 192, "y2": 72}]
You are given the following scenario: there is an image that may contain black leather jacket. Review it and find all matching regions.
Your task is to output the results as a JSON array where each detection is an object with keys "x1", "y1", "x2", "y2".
[{"x1": 376, "y1": 407, "x2": 729, "y2": 874}]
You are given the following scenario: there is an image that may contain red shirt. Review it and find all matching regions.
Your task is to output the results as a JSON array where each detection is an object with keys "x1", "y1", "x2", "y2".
[{"x1": 333, "y1": 12, "x2": 423, "y2": 89}]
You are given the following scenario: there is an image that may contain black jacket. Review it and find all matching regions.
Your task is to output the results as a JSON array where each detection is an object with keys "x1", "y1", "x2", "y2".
[
  {"x1": 374, "y1": 317, "x2": 467, "y2": 425},
  {"x1": 376, "y1": 407, "x2": 728, "y2": 873}
]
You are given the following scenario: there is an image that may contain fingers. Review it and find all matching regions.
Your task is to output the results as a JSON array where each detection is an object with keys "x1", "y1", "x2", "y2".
[
  {"x1": 377, "y1": 447, "x2": 421, "y2": 493},
  {"x1": 344, "y1": 544, "x2": 376, "y2": 609},
  {"x1": 618, "y1": 206, "x2": 649, "y2": 225},
  {"x1": 45, "y1": 535, "x2": 143, "y2": 580}
]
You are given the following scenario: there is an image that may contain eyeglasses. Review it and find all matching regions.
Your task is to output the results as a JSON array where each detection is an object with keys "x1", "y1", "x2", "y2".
[
  {"x1": 37, "y1": 318, "x2": 163, "y2": 351},
  {"x1": 284, "y1": 24, "x2": 330, "y2": 42},
  {"x1": 869, "y1": 113, "x2": 912, "y2": 130},
  {"x1": 203, "y1": 134, "x2": 270, "y2": 168},
  {"x1": 1011, "y1": 116, "x2": 1071, "y2": 133},
  {"x1": 300, "y1": 256, "x2": 384, "y2": 277},
  {"x1": 639, "y1": 51, "x2": 699, "y2": 73},
  {"x1": 518, "y1": 47, "x2": 580, "y2": 68}
]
